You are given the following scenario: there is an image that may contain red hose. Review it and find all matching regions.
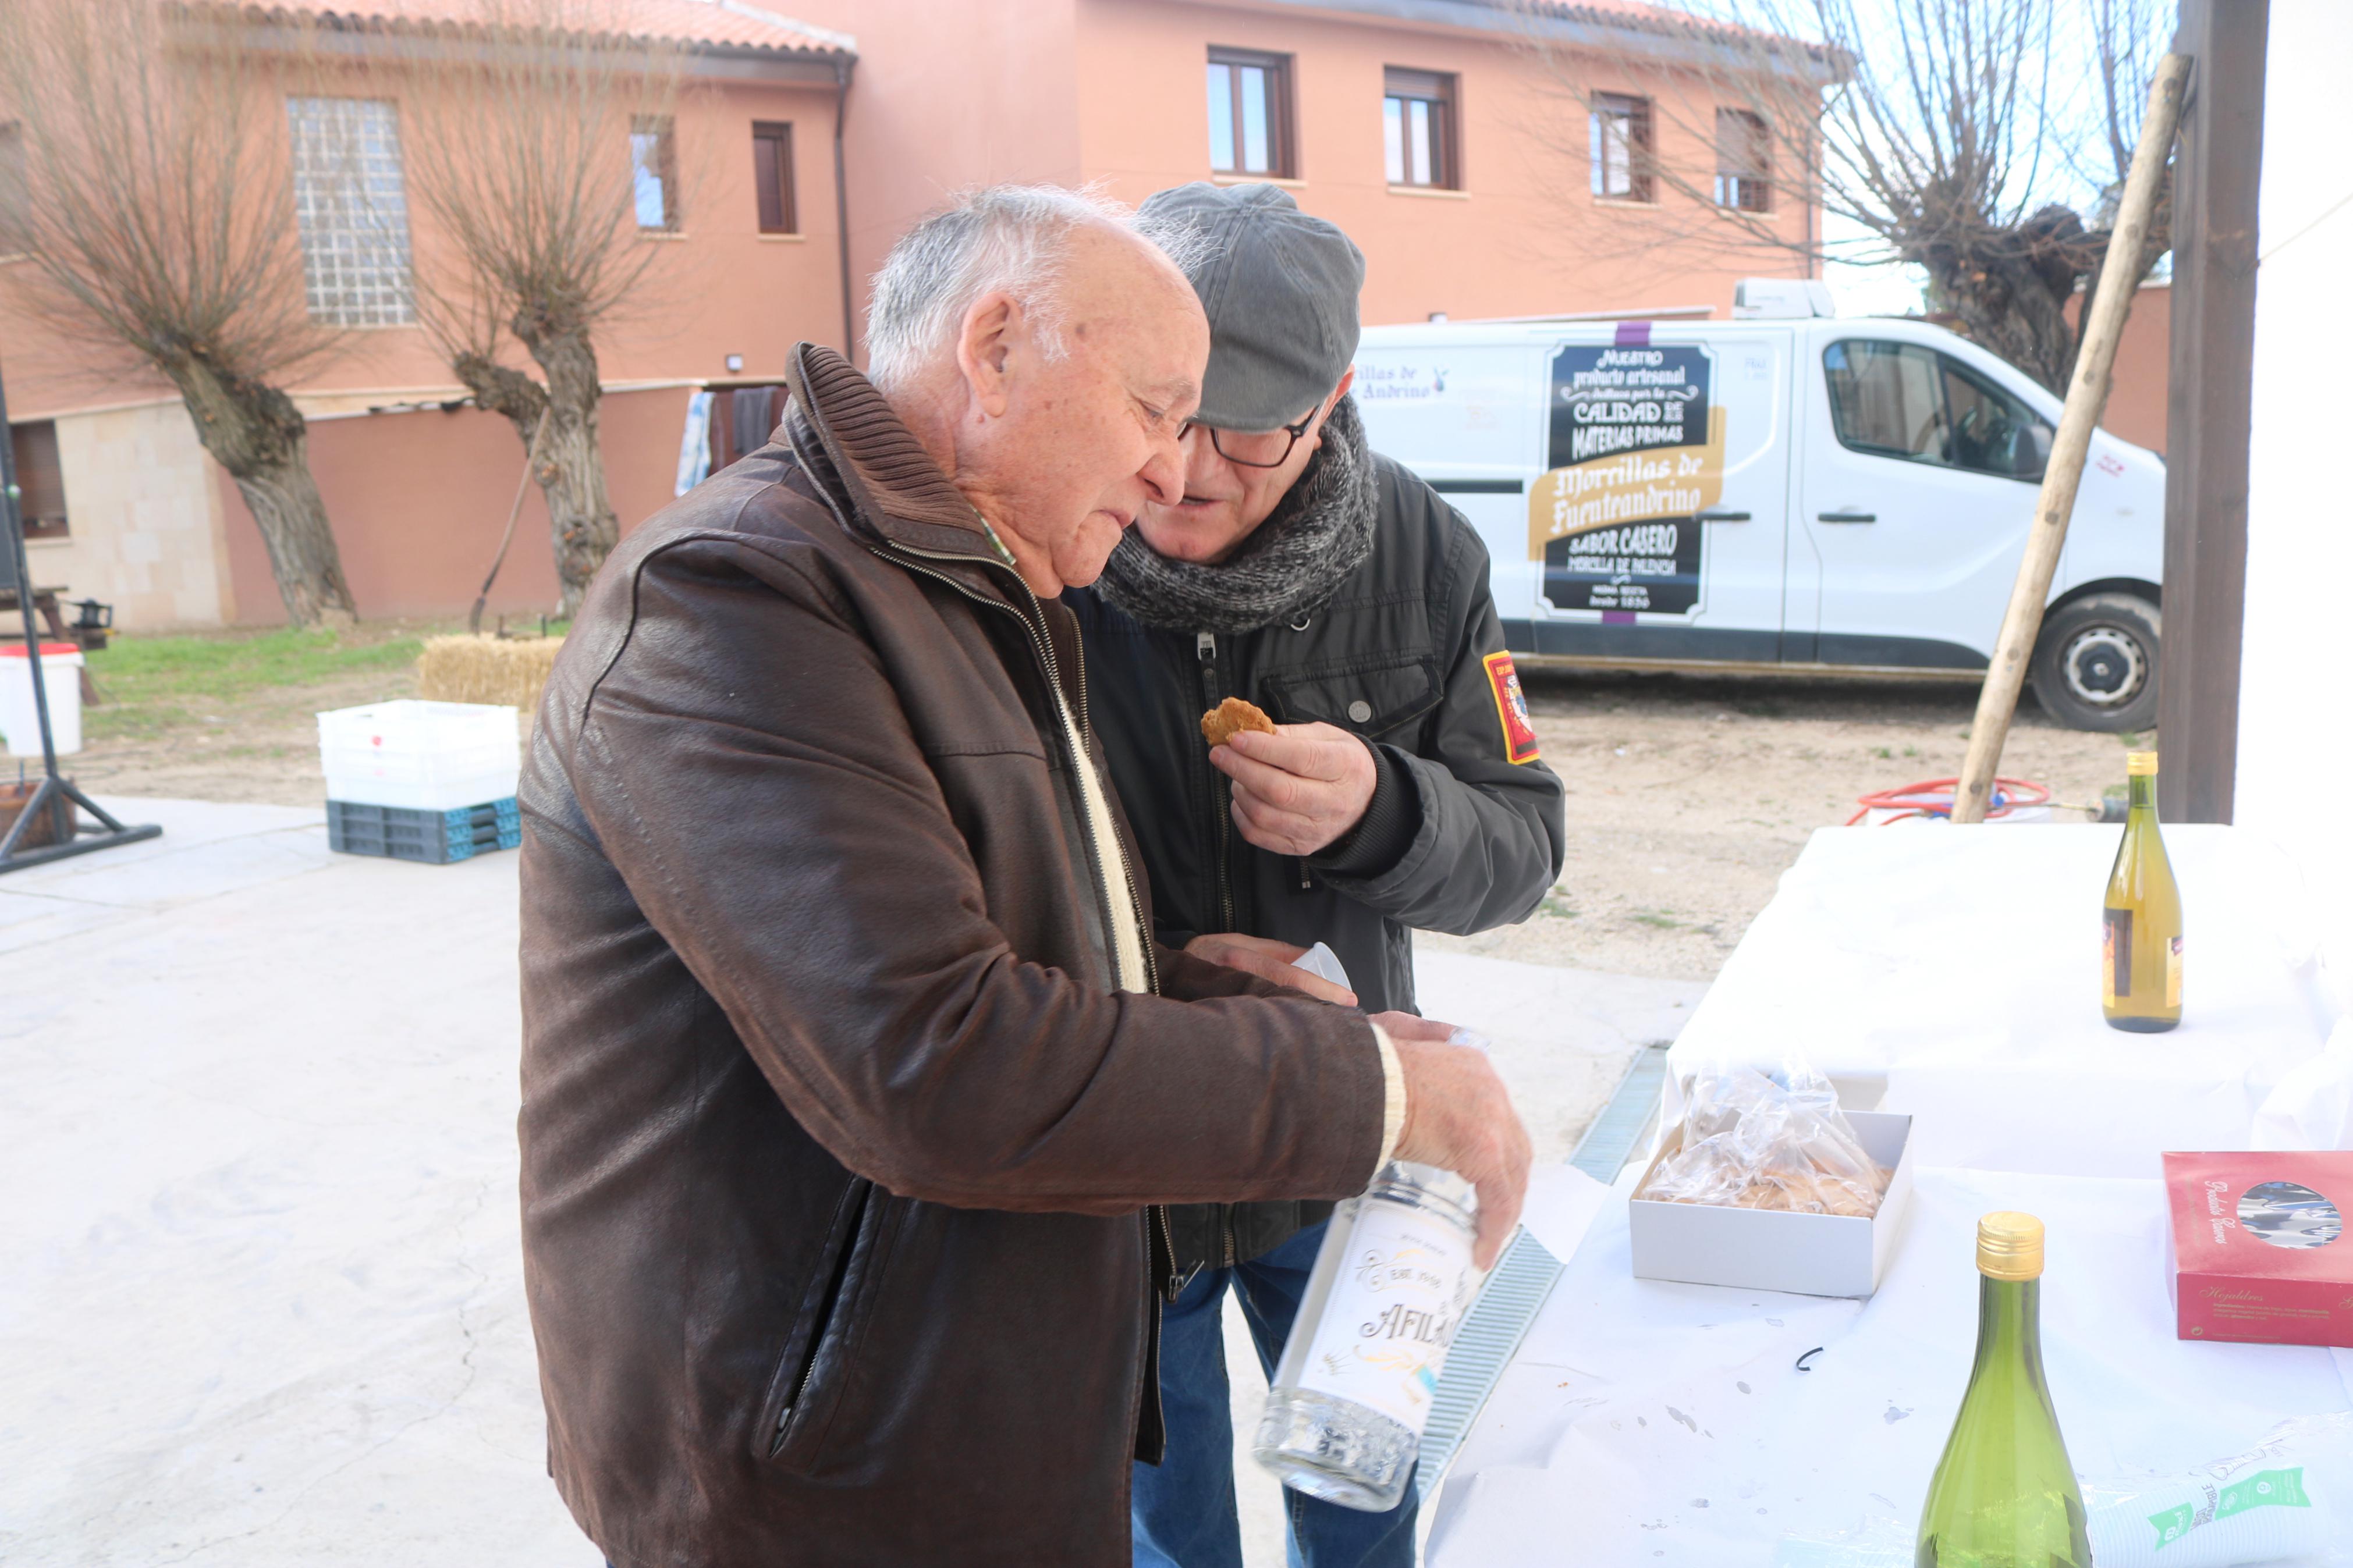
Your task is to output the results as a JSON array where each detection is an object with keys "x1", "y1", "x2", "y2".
[{"x1": 1846, "y1": 776, "x2": 2051, "y2": 827}]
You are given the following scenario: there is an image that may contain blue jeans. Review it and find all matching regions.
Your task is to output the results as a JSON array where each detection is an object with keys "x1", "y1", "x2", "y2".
[{"x1": 1133, "y1": 1220, "x2": 1419, "y2": 1568}]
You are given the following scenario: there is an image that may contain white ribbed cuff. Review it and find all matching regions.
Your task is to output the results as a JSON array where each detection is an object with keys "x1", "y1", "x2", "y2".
[{"x1": 1369, "y1": 1021, "x2": 1406, "y2": 1168}]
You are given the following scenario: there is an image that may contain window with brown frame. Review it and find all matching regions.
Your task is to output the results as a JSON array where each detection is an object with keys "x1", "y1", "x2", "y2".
[
  {"x1": 8, "y1": 420, "x2": 69, "y2": 541},
  {"x1": 1589, "y1": 92, "x2": 1653, "y2": 202},
  {"x1": 1206, "y1": 48, "x2": 1293, "y2": 178},
  {"x1": 1383, "y1": 68, "x2": 1458, "y2": 189},
  {"x1": 631, "y1": 115, "x2": 680, "y2": 232},
  {"x1": 751, "y1": 121, "x2": 796, "y2": 234},
  {"x1": 1716, "y1": 108, "x2": 1772, "y2": 212}
]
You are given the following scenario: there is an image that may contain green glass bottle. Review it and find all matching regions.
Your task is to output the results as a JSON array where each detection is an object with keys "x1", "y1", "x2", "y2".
[
  {"x1": 2102, "y1": 750, "x2": 2182, "y2": 1032},
  {"x1": 1916, "y1": 1213, "x2": 2089, "y2": 1568}
]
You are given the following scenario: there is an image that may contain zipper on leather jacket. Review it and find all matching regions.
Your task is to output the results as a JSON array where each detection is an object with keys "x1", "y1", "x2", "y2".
[
  {"x1": 1195, "y1": 631, "x2": 1237, "y2": 934},
  {"x1": 1154, "y1": 1202, "x2": 1195, "y2": 1304},
  {"x1": 871, "y1": 539, "x2": 1187, "y2": 1398},
  {"x1": 770, "y1": 1179, "x2": 874, "y2": 1455}
]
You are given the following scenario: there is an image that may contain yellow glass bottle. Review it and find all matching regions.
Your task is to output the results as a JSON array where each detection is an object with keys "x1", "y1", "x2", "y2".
[{"x1": 2102, "y1": 751, "x2": 2181, "y2": 1032}]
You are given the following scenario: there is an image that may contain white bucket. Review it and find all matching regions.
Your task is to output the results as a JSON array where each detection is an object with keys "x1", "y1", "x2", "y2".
[{"x1": 0, "y1": 643, "x2": 84, "y2": 757}]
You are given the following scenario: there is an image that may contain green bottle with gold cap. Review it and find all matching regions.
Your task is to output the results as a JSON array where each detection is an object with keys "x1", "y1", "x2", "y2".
[
  {"x1": 1916, "y1": 1213, "x2": 2089, "y2": 1567},
  {"x1": 2103, "y1": 750, "x2": 2182, "y2": 1032}
]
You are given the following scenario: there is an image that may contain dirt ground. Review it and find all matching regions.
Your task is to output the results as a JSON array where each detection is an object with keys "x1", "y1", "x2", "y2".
[
  {"x1": 58, "y1": 646, "x2": 2143, "y2": 987},
  {"x1": 1419, "y1": 666, "x2": 2145, "y2": 981},
  {"x1": 64, "y1": 663, "x2": 433, "y2": 808}
]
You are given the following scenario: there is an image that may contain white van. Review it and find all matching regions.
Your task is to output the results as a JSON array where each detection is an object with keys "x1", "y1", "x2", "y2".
[{"x1": 1351, "y1": 315, "x2": 2166, "y2": 731}]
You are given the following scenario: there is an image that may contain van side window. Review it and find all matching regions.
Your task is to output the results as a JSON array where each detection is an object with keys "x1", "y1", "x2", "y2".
[
  {"x1": 1823, "y1": 339, "x2": 2052, "y2": 483},
  {"x1": 1938, "y1": 356, "x2": 2052, "y2": 481},
  {"x1": 1824, "y1": 340, "x2": 1948, "y2": 463}
]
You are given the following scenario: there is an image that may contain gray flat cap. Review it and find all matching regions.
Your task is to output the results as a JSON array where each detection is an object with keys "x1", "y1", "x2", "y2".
[{"x1": 1140, "y1": 182, "x2": 1364, "y2": 431}]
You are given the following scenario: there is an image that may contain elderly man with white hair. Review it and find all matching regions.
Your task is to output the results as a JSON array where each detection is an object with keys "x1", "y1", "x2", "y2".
[{"x1": 515, "y1": 186, "x2": 1530, "y2": 1566}]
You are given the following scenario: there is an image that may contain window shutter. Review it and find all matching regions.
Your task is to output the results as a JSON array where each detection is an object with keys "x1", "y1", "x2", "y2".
[
  {"x1": 9, "y1": 421, "x2": 69, "y2": 538},
  {"x1": 753, "y1": 122, "x2": 794, "y2": 234}
]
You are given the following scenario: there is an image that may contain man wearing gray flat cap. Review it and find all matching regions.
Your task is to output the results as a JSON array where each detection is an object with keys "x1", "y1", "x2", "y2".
[{"x1": 1066, "y1": 183, "x2": 1567, "y2": 1567}]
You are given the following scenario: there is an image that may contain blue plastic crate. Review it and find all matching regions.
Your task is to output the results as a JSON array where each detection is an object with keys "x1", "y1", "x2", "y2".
[{"x1": 326, "y1": 798, "x2": 522, "y2": 865}]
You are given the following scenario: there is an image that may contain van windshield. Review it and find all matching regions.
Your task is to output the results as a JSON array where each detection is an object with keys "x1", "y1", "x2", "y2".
[{"x1": 1823, "y1": 340, "x2": 2052, "y2": 482}]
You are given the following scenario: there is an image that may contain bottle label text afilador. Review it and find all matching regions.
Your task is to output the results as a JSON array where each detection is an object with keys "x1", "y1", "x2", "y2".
[{"x1": 1294, "y1": 1201, "x2": 1475, "y2": 1433}]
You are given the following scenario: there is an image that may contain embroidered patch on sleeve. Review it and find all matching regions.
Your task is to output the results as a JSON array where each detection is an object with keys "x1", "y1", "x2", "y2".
[{"x1": 1483, "y1": 650, "x2": 1541, "y2": 764}]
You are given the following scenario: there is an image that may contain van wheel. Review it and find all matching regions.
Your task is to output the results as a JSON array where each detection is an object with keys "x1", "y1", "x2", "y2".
[{"x1": 2028, "y1": 593, "x2": 2161, "y2": 733}]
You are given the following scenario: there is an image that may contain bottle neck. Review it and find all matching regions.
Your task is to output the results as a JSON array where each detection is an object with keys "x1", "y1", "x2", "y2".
[
  {"x1": 1371, "y1": 1161, "x2": 1478, "y2": 1229},
  {"x1": 2127, "y1": 773, "x2": 2156, "y2": 816},
  {"x1": 1972, "y1": 1274, "x2": 2043, "y2": 1378}
]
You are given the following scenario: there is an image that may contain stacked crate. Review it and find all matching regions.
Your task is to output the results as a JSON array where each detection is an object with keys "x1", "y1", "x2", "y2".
[{"x1": 317, "y1": 700, "x2": 522, "y2": 865}]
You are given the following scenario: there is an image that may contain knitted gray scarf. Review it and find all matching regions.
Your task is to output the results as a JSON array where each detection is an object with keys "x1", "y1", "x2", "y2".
[{"x1": 1094, "y1": 395, "x2": 1377, "y2": 634}]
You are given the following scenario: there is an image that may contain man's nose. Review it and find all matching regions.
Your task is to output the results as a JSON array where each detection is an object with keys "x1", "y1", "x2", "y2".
[{"x1": 1140, "y1": 425, "x2": 1188, "y2": 506}]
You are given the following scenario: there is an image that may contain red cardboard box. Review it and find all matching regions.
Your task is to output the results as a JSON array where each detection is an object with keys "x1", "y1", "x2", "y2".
[{"x1": 2164, "y1": 1151, "x2": 2353, "y2": 1347}]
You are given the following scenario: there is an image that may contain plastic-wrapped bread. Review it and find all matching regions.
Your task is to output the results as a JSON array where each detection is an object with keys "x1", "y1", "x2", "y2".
[{"x1": 1637, "y1": 1058, "x2": 1891, "y2": 1218}]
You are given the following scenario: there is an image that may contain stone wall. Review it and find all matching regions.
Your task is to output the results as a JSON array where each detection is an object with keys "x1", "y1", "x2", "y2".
[{"x1": 31, "y1": 400, "x2": 236, "y2": 631}]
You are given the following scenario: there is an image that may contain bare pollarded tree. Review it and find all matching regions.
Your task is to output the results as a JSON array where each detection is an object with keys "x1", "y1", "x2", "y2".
[
  {"x1": 1511, "y1": 0, "x2": 2173, "y2": 395},
  {"x1": 399, "y1": 1, "x2": 697, "y2": 614},
  {"x1": 0, "y1": 0, "x2": 357, "y2": 625}
]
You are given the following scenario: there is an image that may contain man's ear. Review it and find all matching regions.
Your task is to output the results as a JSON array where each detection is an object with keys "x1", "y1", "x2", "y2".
[
  {"x1": 1331, "y1": 365, "x2": 1357, "y2": 405},
  {"x1": 956, "y1": 291, "x2": 1023, "y2": 421}
]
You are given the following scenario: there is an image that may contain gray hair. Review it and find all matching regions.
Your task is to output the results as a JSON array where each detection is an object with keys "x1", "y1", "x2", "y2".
[{"x1": 864, "y1": 184, "x2": 1218, "y2": 393}]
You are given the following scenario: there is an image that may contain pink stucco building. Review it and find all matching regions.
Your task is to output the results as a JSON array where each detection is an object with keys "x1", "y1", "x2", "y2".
[{"x1": 1, "y1": 0, "x2": 1915, "y2": 630}]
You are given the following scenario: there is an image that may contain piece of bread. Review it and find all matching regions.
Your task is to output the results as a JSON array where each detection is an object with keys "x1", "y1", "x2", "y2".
[{"x1": 1200, "y1": 696, "x2": 1277, "y2": 748}]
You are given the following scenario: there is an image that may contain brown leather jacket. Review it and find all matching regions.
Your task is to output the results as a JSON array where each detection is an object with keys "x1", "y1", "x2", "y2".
[{"x1": 517, "y1": 344, "x2": 1387, "y2": 1566}]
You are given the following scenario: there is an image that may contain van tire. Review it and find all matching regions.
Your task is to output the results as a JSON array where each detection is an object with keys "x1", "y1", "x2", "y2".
[{"x1": 2028, "y1": 593, "x2": 2161, "y2": 733}]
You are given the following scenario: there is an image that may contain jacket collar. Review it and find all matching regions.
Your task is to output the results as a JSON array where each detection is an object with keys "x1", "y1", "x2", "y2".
[{"x1": 780, "y1": 342, "x2": 1010, "y2": 568}]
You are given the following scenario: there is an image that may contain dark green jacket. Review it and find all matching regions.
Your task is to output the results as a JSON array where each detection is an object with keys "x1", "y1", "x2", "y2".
[{"x1": 1066, "y1": 453, "x2": 1566, "y2": 1279}]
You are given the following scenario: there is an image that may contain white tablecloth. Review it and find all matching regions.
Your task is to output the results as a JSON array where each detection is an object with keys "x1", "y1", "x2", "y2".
[
  {"x1": 1665, "y1": 825, "x2": 2347, "y2": 1177},
  {"x1": 1428, "y1": 1165, "x2": 2353, "y2": 1567}
]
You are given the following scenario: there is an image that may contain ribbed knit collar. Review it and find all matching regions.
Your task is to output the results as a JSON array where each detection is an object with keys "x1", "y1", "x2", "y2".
[{"x1": 780, "y1": 342, "x2": 1002, "y2": 565}]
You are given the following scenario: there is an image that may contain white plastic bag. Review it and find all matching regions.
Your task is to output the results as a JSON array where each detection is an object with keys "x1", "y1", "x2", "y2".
[
  {"x1": 2079, "y1": 1413, "x2": 2353, "y2": 1567},
  {"x1": 1639, "y1": 1058, "x2": 1887, "y2": 1217},
  {"x1": 1773, "y1": 1416, "x2": 2353, "y2": 1567}
]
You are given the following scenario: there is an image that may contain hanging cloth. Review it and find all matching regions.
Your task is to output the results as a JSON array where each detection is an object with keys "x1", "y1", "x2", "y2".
[{"x1": 732, "y1": 385, "x2": 779, "y2": 464}]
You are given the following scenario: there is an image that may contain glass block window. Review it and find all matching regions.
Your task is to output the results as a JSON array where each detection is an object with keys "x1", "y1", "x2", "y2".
[{"x1": 286, "y1": 97, "x2": 415, "y2": 327}]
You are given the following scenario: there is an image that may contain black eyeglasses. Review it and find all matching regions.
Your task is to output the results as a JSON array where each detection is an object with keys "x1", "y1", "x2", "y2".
[{"x1": 1181, "y1": 410, "x2": 1319, "y2": 469}]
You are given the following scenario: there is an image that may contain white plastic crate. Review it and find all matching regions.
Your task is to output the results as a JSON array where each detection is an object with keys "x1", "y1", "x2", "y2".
[{"x1": 317, "y1": 699, "x2": 520, "y2": 810}]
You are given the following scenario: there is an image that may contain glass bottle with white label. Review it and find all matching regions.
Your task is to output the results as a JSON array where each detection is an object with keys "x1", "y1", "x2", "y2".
[{"x1": 1252, "y1": 1155, "x2": 1480, "y2": 1512}]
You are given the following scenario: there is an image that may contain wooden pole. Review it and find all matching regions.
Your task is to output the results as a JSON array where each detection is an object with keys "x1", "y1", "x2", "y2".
[
  {"x1": 1952, "y1": 53, "x2": 2192, "y2": 824},
  {"x1": 468, "y1": 407, "x2": 552, "y2": 637},
  {"x1": 2158, "y1": 0, "x2": 2267, "y2": 823}
]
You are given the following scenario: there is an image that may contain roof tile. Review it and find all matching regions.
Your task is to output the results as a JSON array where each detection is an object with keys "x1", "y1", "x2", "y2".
[{"x1": 249, "y1": 0, "x2": 853, "y2": 58}]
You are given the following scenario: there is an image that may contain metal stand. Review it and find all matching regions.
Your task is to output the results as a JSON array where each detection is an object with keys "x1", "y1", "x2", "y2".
[{"x1": 0, "y1": 358, "x2": 159, "y2": 873}]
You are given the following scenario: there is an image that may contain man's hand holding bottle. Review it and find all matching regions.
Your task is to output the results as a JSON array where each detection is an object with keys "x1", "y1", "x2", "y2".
[{"x1": 1368, "y1": 1012, "x2": 1531, "y2": 1271}]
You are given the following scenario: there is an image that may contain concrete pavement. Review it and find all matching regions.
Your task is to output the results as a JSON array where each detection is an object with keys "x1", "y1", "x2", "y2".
[{"x1": 0, "y1": 798, "x2": 1702, "y2": 1566}]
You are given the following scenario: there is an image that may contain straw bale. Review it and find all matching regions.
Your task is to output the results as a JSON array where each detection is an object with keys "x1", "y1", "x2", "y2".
[{"x1": 416, "y1": 634, "x2": 565, "y2": 719}]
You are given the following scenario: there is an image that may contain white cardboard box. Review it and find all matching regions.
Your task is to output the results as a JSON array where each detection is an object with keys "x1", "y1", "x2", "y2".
[{"x1": 1628, "y1": 1110, "x2": 1915, "y2": 1299}]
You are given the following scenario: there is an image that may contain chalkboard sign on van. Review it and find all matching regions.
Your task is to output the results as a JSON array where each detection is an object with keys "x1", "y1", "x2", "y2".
[{"x1": 1530, "y1": 342, "x2": 1725, "y2": 618}]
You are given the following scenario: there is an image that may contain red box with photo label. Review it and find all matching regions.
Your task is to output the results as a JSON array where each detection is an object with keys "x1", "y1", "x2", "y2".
[{"x1": 2163, "y1": 1151, "x2": 2353, "y2": 1348}]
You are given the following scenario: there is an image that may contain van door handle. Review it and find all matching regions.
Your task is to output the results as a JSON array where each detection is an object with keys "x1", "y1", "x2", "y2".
[
  {"x1": 1695, "y1": 508, "x2": 1751, "y2": 522},
  {"x1": 1816, "y1": 510, "x2": 1876, "y2": 524}
]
